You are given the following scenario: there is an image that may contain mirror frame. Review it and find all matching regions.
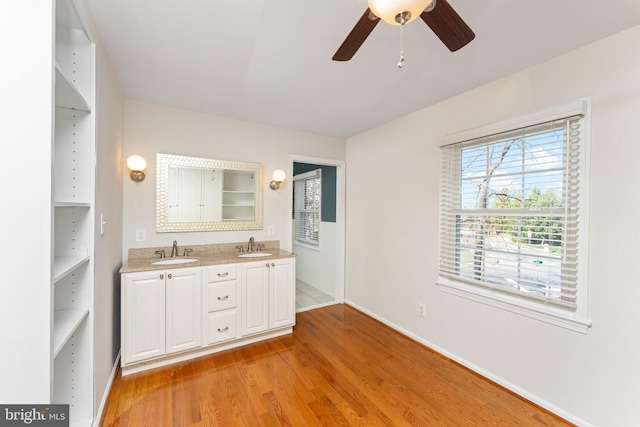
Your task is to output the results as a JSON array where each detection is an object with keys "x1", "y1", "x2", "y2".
[{"x1": 156, "y1": 153, "x2": 264, "y2": 232}]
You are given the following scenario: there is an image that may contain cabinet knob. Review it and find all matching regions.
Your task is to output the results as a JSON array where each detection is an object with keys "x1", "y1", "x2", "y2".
[
  {"x1": 271, "y1": 263, "x2": 275, "y2": 267},
  {"x1": 217, "y1": 272, "x2": 229, "y2": 277},
  {"x1": 218, "y1": 326, "x2": 229, "y2": 333},
  {"x1": 168, "y1": 273, "x2": 172, "y2": 279},
  {"x1": 217, "y1": 295, "x2": 229, "y2": 301},
  {"x1": 160, "y1": 274, "x2": 164, "y2": 279},
  {"x1": 265, "y1": 263, "x2": 270, "y2": 268}
]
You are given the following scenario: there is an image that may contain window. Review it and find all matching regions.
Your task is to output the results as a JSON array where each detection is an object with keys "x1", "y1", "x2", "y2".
[
  {"x1": 438, "y1": 101, "x2": 590, "y2": 332},
  {"x1": 294, "y1": 169, "x2": 321, "y2": 247}
]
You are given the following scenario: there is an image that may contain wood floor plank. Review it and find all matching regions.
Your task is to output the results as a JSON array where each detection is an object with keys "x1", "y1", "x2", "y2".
[
  {"x1": 294, "y1": 310, "x2": 440, "y2": 426},
  {"x1": 101, "y1": 365, "x2": 124, "y2": 426},
  {"x1": 312, "y1": 306, "x2": 529, "y2": 426},
  {"x1": 307, "y1": 388, "x2": 353, "y2": 426},
  {"x1": 100, "y1": 304, "x2": 574, "y2": 426},
  {"x1": 255, "y1": 346, "x2": 322, "y2": 426}
]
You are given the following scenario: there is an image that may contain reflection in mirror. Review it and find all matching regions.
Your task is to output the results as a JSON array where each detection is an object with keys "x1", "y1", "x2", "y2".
[{"x1": 157, "y1": 153, "x2": 263, "y2": 232}]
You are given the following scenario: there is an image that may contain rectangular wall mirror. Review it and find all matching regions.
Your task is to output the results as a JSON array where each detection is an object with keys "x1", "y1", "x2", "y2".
[{"x1": 156, "y1": 153, "x2": 264, "y2": 232}]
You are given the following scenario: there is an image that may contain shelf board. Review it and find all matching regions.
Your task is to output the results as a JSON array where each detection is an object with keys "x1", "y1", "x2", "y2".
[
  {"x1": 54, "y1": 255, "x2": 90, "y2": 283},
  {"x1": 53, "y1": 308, "x2": 89, "y2": 357},
  {"x1": 54, "y1": 201, "x2": 91, "y2": 208},
  {"x1": 55, "y1": 64, "x2": 90, "y2": 111},
  {"x1": 222, "y1": 190, "x2": 255, "y2": 194}
]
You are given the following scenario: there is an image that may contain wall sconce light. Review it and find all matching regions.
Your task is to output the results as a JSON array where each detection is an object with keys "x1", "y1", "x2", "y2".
[
  {"x1": 269, "y1": 169, "x2": 286, "y2": 190},
  {"x1": 127, "y1": 155, "x2": 147, "y2": 182}
]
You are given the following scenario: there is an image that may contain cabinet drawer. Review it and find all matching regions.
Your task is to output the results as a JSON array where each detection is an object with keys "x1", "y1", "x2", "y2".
[
  {"x1": 205, "y1": 310, "x2": 238, "y2": 345},
  {"x1": 206, "y1": 280, "x2": 237, "y2": 312},
  {"x1": 205, "y1": 264, "x2": 237, "y2": 282}
]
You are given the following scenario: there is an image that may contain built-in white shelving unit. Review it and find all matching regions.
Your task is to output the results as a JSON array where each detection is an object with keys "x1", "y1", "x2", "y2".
[
  {"x1": 52, "y1": 0, "x2": 94, "y2": 425},
  {"x1": 222, "y1": 170, "x2": 256, "y2": 221}
]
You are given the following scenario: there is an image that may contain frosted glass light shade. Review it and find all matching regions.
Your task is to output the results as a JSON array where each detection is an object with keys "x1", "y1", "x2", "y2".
[
  {"x1": 270, "y1": 169, "x2": 286, "y2": 190},
  {"x1": 272, "y1": 169, "x2": 286, "y2": 182},
  {"x1": 127, "y1": 155, "x2": 147, "y2": 182},
  {"x1": 127, "y1": 155, "x2": 147, "y2": 171},
  {"x1": 368, "y1": 0, "x2": 433, "y2": 25}
]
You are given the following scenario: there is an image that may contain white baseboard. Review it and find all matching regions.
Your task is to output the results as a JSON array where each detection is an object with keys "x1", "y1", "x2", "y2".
[
  {"x1": 92, "y1": 351, "x2": 121, "y2": 427},
  {"x1": 343, "y1": 300, "x2": 593, "y2": 427}
]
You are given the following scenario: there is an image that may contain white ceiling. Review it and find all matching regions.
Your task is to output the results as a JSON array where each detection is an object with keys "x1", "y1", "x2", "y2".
[{"x1": 85, "y1": 0, "x2": 640, "y2": 138}]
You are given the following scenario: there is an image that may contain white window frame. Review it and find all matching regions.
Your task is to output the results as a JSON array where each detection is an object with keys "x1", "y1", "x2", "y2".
[
  {"x1": 293, "y1": 169, "x2": 322, "y2": 250},
  {"x1": 436, "y1": 99, "x2": 592, "y2": 333}
]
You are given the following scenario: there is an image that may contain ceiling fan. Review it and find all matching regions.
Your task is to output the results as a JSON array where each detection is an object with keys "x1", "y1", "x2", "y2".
[{"x1": 332, "y1": 0, "x2": 475, "y2": 62}]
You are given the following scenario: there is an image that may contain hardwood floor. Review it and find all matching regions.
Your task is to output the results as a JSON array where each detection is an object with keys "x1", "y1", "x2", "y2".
[{"x1": 101, "y1": 304, "x2": 574, "y2": 426}]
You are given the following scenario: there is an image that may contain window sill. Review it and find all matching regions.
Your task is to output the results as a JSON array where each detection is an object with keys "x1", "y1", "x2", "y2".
[
  {"x1": 436, "y1": 277, "x2": 591, "y2": 334},
  {"x1": 293, "y1": 240, "x2": 321, "y2": 252}
]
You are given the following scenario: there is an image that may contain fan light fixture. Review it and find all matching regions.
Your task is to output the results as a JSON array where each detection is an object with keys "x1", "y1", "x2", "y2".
[
  {"x1": 368, "y1": 0, "x2": 435, "y2": 25},
  {"x1": 332, "y1": 0, "x2": 474, "y2": 62}
]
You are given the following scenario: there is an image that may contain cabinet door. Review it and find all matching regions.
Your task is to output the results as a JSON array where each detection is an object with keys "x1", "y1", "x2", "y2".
[
  {"x1": 122, "y1": 271, "x2": 165, "y2": 365},
  {"x1": 241, "y1": 262, "x2": 269, "y2": 336},
  {"x1": 166, "y1": 267, "x2": 202, "y2": 354},
  {"x1": 269, "y1": 258, "x2": 296, "y2": 329}
]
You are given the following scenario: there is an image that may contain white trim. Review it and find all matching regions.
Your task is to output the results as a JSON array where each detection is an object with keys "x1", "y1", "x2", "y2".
[
  {"x1": 92, "y1": 351, "x2": 121, "y2": 427},
  {"x1": 576, "y1": 99, "x2": 592, "y2": 323},
  {"x1": 436, "y1": 277, "x2": 591, "y2": 333},
  {"x1": 288, "y1": 155, "x2": 346, "y2": 304},
  {"x1": 343, "y1": 300, "x2": 594, "y2": 427},
  {"x1": 296, "y1": 300, "x2": 339, "y2": 313},
  {"x1": 294, "y1": 240, "x2": 322, "y2": 252},
  {"x1": 437, "y1": 98, "x2": 592, "y2": 327},
  {"x1": 437, "y1": 98, "x2": 589, "y2": 147}
]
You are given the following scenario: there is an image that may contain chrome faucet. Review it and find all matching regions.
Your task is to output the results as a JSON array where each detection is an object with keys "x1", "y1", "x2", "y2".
[
  {"x1": 247, "y1": 237, "x2": 255, "y2": 253},
  {"x1": 171, "y1": 240, "x2": 178, "y2": 257}
]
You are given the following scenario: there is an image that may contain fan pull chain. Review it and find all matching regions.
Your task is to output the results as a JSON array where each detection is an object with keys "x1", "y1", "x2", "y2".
[{"x1": 397, "y1": 24, "x2": 405, "y2": 68}]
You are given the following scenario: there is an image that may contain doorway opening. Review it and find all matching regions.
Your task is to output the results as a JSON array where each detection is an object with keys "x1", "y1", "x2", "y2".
[{"x1": 288, "y1": 155, "x2": 345, "y2": 312}]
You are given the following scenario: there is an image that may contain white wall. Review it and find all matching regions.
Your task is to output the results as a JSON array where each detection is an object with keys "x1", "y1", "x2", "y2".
[
  {"x1": 345, "y1": 25, "x2": 640, "y2": 427},
  {"x1": 91, "y1": 34, "x2": 124, "y2": 419},
  {"x1": 293, "y1": 222, "x2": 337, "y2": 296},
  {"x1": 122, "y1": 100, "x2": 345, "y2": 259},
  {"x1": 0, "y1": 1, "x2": 54, "y2": 403}
]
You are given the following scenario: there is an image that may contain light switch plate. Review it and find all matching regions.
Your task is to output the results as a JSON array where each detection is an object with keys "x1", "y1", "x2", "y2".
[
  {"x1": 100, "y1": 213, "x2": 106, "y2": 235},
  {"x1": 136, "y1": 228, "x2": 146, "y2": 242}
]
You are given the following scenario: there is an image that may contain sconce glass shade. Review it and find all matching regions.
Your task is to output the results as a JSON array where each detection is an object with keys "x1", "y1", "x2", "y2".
[
  {"x1": 127, "y1": 155, "x2": 147, "y2": 171},
  {"x1": 368, "y1": 0, "x2": 433, "y2": 25},
  {"x1": 270, "y1": 169, "x2": 286, "y2": 190},
  {"x1": 127, "y1": 155, "x2": 146, "y2": 182}
]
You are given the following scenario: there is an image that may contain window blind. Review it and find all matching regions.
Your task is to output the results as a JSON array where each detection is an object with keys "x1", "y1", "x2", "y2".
[
  {"x1": 439, "y1": 115, "x2": 583, "y2": 309},
  {"x1": 294, "y1": 170, "x2": 321, "y2": 246}
]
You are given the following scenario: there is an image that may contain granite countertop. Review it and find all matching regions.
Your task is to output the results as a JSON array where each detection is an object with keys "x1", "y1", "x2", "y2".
[{"x1": 119, "y1": 240, "x2": 295, "y2": 274}]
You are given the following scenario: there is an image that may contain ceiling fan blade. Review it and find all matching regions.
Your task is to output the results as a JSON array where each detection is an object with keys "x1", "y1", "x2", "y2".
[
  {"x1": 332, "y1": 8, "x2": 380, "y2": 61},
  {"x1": 420, "y1": 0, "x2": 475, "y2": 52}
]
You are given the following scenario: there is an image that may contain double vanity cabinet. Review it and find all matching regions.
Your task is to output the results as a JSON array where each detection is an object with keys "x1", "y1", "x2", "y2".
[{"x1": 120, "y1": 249, "x2": 295, "y2": 375}]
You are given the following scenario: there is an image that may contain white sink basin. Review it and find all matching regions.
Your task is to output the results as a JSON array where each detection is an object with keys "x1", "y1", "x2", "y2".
[
  {"x1": 237, "y1": 252, "x2": 273, "y2": 258},
  {"x1": 151, "y1": 258, "x2": 198, "y2": 265}
]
